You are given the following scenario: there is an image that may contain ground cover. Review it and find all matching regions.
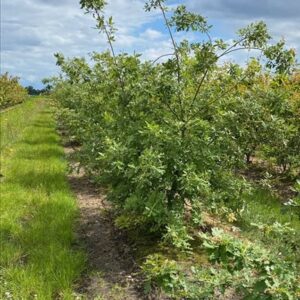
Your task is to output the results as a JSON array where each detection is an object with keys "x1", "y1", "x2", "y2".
[{"x1": 0, "y1": 101, "x2": 84, "y2": 299}]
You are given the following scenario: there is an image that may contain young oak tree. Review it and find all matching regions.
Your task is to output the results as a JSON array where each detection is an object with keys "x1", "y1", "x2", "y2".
[{"x1": 53, "y1": 0, "x2": 296, "y2": 248}]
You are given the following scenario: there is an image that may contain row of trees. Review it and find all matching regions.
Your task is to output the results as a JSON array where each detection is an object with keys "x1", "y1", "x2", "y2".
[
  {"x1": 53, "y1": 0, "x2": 299, "y2": 228},
  {"x1": 25, "y1": 85, "x2": 51, "y2": 96},
  {"x1": 0, "y1": 73, "x2": 28, "y2": 109},
  {"x1": 51, "y1": 0, "x2": 299, "y2": 298}
]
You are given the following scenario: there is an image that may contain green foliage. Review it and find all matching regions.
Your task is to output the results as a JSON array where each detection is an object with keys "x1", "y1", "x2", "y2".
[
  {"x1": 26, "y1": 85, "x2": 50, "y2": 95},
  {"x1": 264, "y1": 41, "x2": 296, "y2": 74},
  {"x1": 240, "y1": 188, "x2": 300, "y2": 265},
  {"x1": 142, "y1": 254, "x2": 185, "y2": 295},
  {"x1": 170, "y1": 5, "x2": 210, "y2": 33},
  {"x1": 164, "y1": 214, "x2": 194, "y2": 252},
  {"x1": 0, "y1": 73, "x2": 28, "y2": 109},
  {"x1": 52, "y1": 0, "x2": 298, "y2": 238},
  {"x1": 237, "y1": 21, "x2": 271, "y2": 48},
  {"x1": 49, "y1": 1, "x2": 299, "y2": 298},
  {"x1": 141, "y1": 228, "x2": 300, "y2": 300},
  {"x1": 200, "y1": 228, "x2": 300, "y2": 299},
  {"x1": 145, "y1": 0, "x2": 166, "y2": 12},
  {"x1": 80, "y1": 0, "x2": 106, "y2": 12}
]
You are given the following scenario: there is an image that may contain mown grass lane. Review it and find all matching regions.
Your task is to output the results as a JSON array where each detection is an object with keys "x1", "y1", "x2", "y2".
[{"x1": 0, "y1": 101, "x2": 84, "y2": 299}]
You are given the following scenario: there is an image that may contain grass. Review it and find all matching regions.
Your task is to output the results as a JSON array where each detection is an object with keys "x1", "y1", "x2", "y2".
[
  {"x1": 0, "y1": 99, "x2": 45, "y2": 150},
  {"x1": 237, "y1": 187, "x2": 300, "y2": 266},
  {"x1": 0, "y1": 101, "x2": 84, "y2": 299},
  {"x1": 242, "y1": 188, "x2": 300, "y2": 228}
]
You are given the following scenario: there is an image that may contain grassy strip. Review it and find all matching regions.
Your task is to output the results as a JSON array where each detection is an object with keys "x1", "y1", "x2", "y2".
[
  {"x1": 0, "y1": 103, "x2": 84, "y2": 299},
  {"x1": 242, "y1": 188, "x2": 300, "y2": 229},
  {"x1": 239, "y1": 188, "x2": 300, "y2": 265},
  {"x1": 0, "y1": 98, "x2": 45, "y2": 150}
]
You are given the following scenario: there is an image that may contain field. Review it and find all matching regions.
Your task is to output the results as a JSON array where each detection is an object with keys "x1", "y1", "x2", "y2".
[
  {"x1": 1, "y1": 1, "x2": 300, "y2": 299},
  {"x1": 0, "y1": 100, "x2": 84, "y2": 299}
]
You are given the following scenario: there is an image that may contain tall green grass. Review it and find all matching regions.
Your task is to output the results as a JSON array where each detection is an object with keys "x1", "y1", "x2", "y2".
[
  {"x1": 0, "y1": 103, "x2": 84, "y2": 299},
  {"x1": 239, "y1": 188, "x2": 300, "y2": 265},
  {"x1": 0, "y1": 99, "x2": 44, "y2": 150},
  {"x1": 243, "y1": 188, "x2": 299, "y2": 228}
]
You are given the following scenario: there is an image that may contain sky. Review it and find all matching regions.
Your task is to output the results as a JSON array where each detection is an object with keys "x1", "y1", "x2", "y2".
[{"x1": 1, "y1": 0, "x2": 300, "y2": 88}]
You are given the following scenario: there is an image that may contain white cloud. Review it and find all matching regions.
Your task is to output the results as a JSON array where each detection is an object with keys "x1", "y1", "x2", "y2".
[
  {"x1": 143, "y1": 40, "x2": 174, "y2": 61},
  {"x1": 187, "y1": 0, "x2": 300, "y2": 20},
  {"x1": 1, "y1": 0, "x2": 299, "y2": 87},
  {"x1": 141, "y1": 29, "x2": 164, "y2": 40},
  {"x1": 1, "y1": 0, "x2": 163, "y2": 86},
  {"x1": 186, "y1": 0, "x2": 300, "y2": 53}
]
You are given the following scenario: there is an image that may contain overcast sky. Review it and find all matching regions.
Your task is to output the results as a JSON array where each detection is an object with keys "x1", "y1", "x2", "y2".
[{"x1": 1, "y1": 0, "x2": 299, "y2": 88}]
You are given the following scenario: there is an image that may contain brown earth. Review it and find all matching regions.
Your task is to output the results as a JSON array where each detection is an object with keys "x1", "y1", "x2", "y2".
[{"x1": 64, "y1": 146, "x2": 145, "y2": 300}]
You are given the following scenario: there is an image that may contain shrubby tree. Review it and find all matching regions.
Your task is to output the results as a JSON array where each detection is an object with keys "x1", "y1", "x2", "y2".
[
  {"x1": 262, "y1": 72, "x2": 300, "y2": 173},
  {"x1": 0, "y1": 73, "x2": 28, "y2": 109},
  {"x1": 49, "y1": 1, "x2": 300, "y2": 298},
  {"x1": 52, "y1": 0, "x2": 297, "y2": 245}
]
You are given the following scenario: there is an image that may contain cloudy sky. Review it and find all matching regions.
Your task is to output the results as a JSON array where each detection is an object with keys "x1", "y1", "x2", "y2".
[{"x1": 1, "y1": 0, "x2": 299, "y2": 88}]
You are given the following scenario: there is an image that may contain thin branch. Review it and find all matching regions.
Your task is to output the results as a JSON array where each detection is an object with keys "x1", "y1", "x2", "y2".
[
  {"x1": 205, "y1": 31, "x2": 212, "y2": 44},
  {"x1": 217, "y1": 37, "x2": 248, "y2": 59},
  {"x1": 94, "y1": 9, "x2": 133, "y2": 117},
  {"x1": 188, "y1": 44, "x2": 264, "y2": 120},
  {"x1": 186, "y1": 30, "x2": 214, "y2": 112},
  {"x1": 218, "y1": 47, "x2": 261, "y2": 59},
  {"x1": 151, "y1": 53, "x2": 175, "y2": 65},
  {"x1": 188, "y1": 71, "x2": 251, "y2": 122},
  {"x1": 95, "y1": 11, "x2": 116, "y2": 59},
  {"x1": 158, "y1": 1, "x2": 184, "y2": 120},
  {"x1": 163, "y1": 101, "x2": 181, "y2": 121},
  {"x1": 188, "y1": 68, "x2": 209, "y2": 118},
  {"x1": 158, "y1": 2, "x2": 181, "y2": 83}
]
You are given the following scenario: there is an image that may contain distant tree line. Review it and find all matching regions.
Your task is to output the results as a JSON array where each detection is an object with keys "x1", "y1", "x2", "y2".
[{"x1": 25, "y1": 85, "x2": 52, "y2": 96}]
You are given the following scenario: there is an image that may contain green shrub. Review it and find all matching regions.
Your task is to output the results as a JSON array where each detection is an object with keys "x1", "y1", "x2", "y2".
[{"x1": 0, "y1": 73, "x2": 28, "y2": 109}]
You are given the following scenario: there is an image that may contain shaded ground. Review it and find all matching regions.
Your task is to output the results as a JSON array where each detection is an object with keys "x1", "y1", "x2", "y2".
[
  {"x1": 64, "y1": 146, "x2": 145, "y2": 300},
  {"x1": 238, "y1": 159, "x2": 298, "y2": 201}
]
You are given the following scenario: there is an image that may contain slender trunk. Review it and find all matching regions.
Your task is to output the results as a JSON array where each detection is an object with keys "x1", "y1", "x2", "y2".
[
  {"x1": 246, "y1": 152, "x2": 252, "y2": 164},
  {"x1": 167, "y1": 170, "x2": 180, "y2": 210}
]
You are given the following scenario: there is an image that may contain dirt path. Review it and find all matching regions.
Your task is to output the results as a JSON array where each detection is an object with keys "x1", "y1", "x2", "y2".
[{"x1": 64, "y1": 147, "x2": 144, "y2": 300}]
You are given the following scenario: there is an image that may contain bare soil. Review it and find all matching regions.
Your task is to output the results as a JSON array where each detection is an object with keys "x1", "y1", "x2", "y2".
[{"x1": 64, "y1": 146, "x2": 145, "y2": 300}]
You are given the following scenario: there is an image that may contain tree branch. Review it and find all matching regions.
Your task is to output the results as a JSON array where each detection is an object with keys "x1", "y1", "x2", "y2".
[
  {"x1": 95, "y1": 11, "x2": 116, "y2": 59},
  {"x1": 158, "y1": 1, "x2": 184, "y2": 120},
  {"x1": 151, "y1": 53, "x2": 175, "y2": 65},
  {"x1": 217, "y1": 37, "x2": 248, "y2": 59},
  {"x1": 218, "y1": 47, "x2": 261, "y2": 59},
  {"x1": 158, "y1": 2, "x2": 181, "y2": 83}
]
